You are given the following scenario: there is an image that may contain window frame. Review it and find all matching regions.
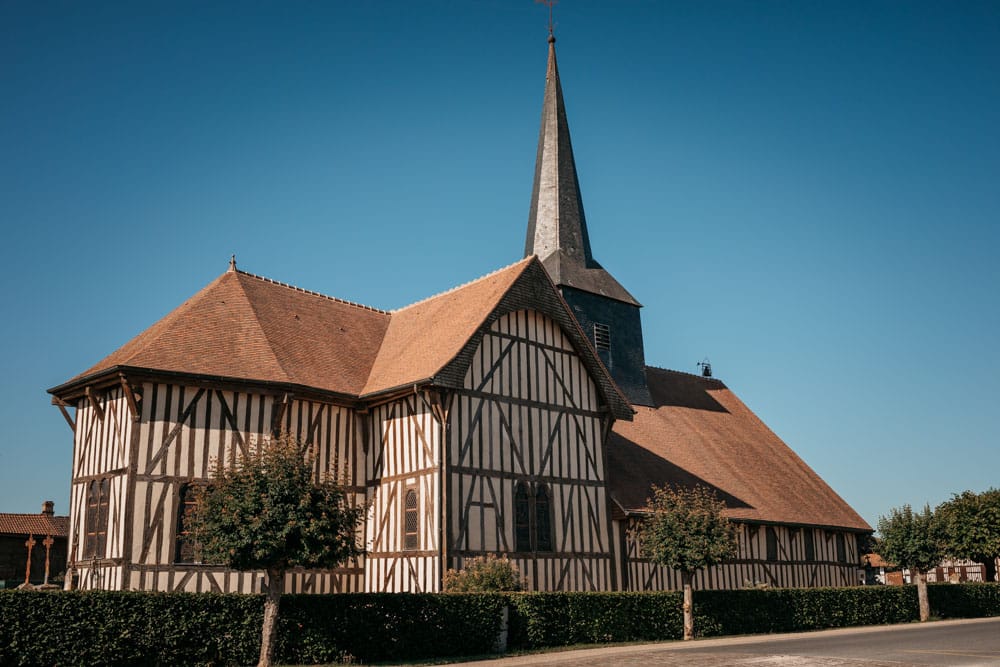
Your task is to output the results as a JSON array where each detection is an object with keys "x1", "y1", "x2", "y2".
[
  {"x1": 83, "y1": 478, "x2": 110, "y2": 560},
  {"x1": 403, "y1": 485, "x2": 419, "y2": 552}
]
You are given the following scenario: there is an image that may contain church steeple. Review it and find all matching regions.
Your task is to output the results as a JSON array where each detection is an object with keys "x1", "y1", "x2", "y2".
[
  {"x1": 524, "y1": 35, "x2": 640, "y2": 308},
  {"x1": 524, "y1": 35, "x2": 652, "y2": 406}
]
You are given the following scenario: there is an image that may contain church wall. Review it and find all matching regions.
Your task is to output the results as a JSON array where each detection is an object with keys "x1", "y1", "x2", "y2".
[
  {"x1": 364, "y1": 393, "x2": 442, "y2": 593},
  {"x1": 70, "y1": 380, "x2": 365, "y2": 593},
  {"x1": 621, "y1": 519, "x2": 861, "y2": 590},
  {"x1": 68, "y1": 385, "x2": 133, "y2": 591},
  {"x1": 447, "y1": 310, "x2": 616, "y2": 591}
]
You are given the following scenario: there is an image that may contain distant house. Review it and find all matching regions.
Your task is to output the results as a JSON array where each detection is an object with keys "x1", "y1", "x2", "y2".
[
  {"x1": 0, "y1": 501, "x2": 69, "y2": 588},
  {"x1": 861, "y1": 552, "x2": 891, "y2": 585},
  {"x1": 861, "y1": 553, "x2": 996, "y2": 585}
]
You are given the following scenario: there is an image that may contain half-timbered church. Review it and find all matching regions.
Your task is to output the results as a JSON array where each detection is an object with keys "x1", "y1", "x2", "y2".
[{"x1": 49, "y1": 35, "x2": 871, "y2": 595}]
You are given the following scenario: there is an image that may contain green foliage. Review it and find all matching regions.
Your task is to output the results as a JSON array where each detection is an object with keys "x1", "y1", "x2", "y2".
[
  {"x1": 0, "y1": 590, "x2": 262, "y2": 667},
  {"x1": 190, "y1": 433, "x2": 365, "y2": 573},
  {"x1": 443, "y1": 554, "x2": 526, "y2": 592},
  {"x1": 507, "y1": 592, "x2": 683, "y2": 647},
  {"x1": 876, "y1": 504, "x2": 943, "y2": 573},
  {"x1": 934, "y1": 489, "x2": 1000, "y2": 575},
  {"x1": 3, "y1": 586, "x2": 999, "y2": 663},
  {"x1": 507, "y1": 585, "x2": 1000, "y2": 649},
  {"x1": 636, "y1": 485, "x2": 738, "y2": 574},
  {"x1": 928, "y1": 582, "x2": 1000, "y2": 618},
  {"x1": 0, "y1": 590, "x2": 508, "y2": 666}
]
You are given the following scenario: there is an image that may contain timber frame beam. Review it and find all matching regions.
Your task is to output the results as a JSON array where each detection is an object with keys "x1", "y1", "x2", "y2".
[
  {"x1": 51, "y1": 396, "x2": 76, "y2": 432},
  {"x1": 119, "y1": 373, "x2": 141, "y2": 422},
  {"x1": 84, "y1": 386, "x2": 105, "y2": 421}
]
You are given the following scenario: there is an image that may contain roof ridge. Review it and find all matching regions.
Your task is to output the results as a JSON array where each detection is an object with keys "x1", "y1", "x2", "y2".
[
  {"x1": 645, "y1": 364, "x2": 725, "y2": 382},
  {"x1": 390, "y1": 257, "x2": 533, "y2": 313},
  {"x1": 235, "y1": 269, "x2": 389, "y2": 314}
]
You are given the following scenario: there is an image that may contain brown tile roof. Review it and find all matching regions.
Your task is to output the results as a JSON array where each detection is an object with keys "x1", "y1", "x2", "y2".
[
  {"x1": 59, "y1": 269, "x2": 391, "y2": 396},
  {"x1": 0, "y1": 514, "x2": 69, "y2": 537},
  {"x1": 362, "y1": 259, "x2": 533, "y2": 395},
  {"x1": 52, "y1": 256, "x2": 634, "y2": 418},
  {"x1": 862, "y1": 553, "x2": 891, "y2": 568},
  {"x1": 608, "y1": 367, "x2": 871, "y2": 531}
]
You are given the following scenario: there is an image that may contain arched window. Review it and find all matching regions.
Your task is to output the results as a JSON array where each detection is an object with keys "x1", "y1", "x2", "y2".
[
  {"x1": 403, "y1": 488, "x2": 419, "y2": 551},
  {"x1": 84, "y1": 478, "x2": 109, "y2": 559},
  {"x1": 514, "y1": 482, "x2": 531, "y2": 552},
  {"x1": 535, "y1": 484, "x2": 552, "y2": 552},
  {"x1": 174, "y1": 483, "x2": 201, "y2": 564}
]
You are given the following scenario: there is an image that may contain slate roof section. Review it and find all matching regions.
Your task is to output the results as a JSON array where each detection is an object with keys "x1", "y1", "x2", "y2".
[
  {"x1": 58, "y1": 268, "x2": 391, "y2": 397},
  {"x1": 523, "y1": 36, "x2": 639, "y2": 307},
  {"x1": 608, "y1": 367, "x2": 871, "y2": 532},
  {"x1": 0, "y1": 513, "x2": 69, "y2": 537}
]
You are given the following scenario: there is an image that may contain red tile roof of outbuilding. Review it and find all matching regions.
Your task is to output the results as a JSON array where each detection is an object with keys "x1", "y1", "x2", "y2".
[{"x1": 0, "y1": 513, "x2": 69, "y2": 538}]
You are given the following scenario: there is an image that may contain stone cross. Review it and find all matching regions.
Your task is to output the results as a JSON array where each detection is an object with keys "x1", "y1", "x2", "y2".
[
  {"x1": 24, "y1": 534, "x2": 36, "y2": 585},
  {"x1": 43, "y1": 535, "x2": 55, "y2": 585}
]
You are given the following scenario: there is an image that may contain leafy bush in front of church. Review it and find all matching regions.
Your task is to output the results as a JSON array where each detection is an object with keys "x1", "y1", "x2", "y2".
[{"x1": 443, "y1": 554, "x2": 526, "y2": 592}]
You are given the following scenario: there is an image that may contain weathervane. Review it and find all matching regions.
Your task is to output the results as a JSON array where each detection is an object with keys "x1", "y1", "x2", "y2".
[{"x1": 536, "y1": 0, "x2": 557, "y2": 38}]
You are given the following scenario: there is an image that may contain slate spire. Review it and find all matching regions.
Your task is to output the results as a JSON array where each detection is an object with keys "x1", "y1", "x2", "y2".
[
  {"x1": 524, "y1": 35, "x2": 652, "y2": 406},
  {"x1": 524, "y1": 35, "x2": 639, "y2": 307}
]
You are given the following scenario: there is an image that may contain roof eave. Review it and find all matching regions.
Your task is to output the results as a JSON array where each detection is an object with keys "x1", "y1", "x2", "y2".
[{"x1": 48, "y1": 365, "x2": 365, "y2": 408}]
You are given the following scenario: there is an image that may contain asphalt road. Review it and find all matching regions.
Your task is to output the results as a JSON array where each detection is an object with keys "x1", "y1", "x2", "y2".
[{"x1": 443, "y1": 617, "x2": 1000, "y2": 667}]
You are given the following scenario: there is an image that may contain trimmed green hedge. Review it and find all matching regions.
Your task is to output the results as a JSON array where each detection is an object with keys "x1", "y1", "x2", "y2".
[
  {"x1": 1, "y1": 584, "x2": 998, "y2": 665},
  {"x1": 0, "y1": 591, "x2": 506, "y2": 666},
  {"x1": 508, "y1": 584, "x2": 1000, "y2": 648}
]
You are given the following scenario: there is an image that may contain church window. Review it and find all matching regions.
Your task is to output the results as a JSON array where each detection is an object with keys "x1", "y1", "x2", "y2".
[
  {"x1": 535, "y1": 484, "x2": 552, "y2": 552},
  {"x1": 514, "y1": 481, "x2": 553, "y2": 553},
  {"x1": 174, "y1": 483, "x2": 202, "y2": 564},
  {"x1": 403, "y1": 487, "x2": 419, "y2": 551},
  {"x1": 804, "y1": 529, "x2": 816, "y2": 562},
  {"x1": 835, "y1": 533, "x2": 847, "y2": 563},
  {"x1": 84, "y1": 478, "x2": 110, "y2": 559},
  {"x1": 593, "y1": 323, "x2": 611, "y2": 351},
  {"x1": 514, "y1": 482, "x2": 531, "y2": 552},
  {"x1": 765, "y1": 527, "x2": 778, "y2": 561}
]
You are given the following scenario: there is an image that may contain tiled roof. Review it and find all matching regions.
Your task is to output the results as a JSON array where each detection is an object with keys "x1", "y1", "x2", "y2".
[
  {"x1": 0, "y1": 514, "x2": 69, "y2": 537},
  {"x1": 608, "y1": 367, "x2": 871, "y2": 531},
  {"x1": 60, "y1": 269, "x2": 391, "y2": 396},
  {"x1": 362, "y1": 259, "x2": 533, "y2": 395}
]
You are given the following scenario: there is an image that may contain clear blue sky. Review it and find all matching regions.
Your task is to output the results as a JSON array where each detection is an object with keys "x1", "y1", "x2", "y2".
[{"x1": 2, "y1": 1, "x2": 998, "y2": 532}]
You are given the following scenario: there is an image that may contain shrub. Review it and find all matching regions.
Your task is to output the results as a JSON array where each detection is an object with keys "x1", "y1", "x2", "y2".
[{"x1": 443, "y1": 554, "x2": 525, "y2": 592}]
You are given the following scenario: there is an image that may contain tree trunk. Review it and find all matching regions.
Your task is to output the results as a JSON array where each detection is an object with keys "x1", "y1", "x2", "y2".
[
  {"x1": 914, "y1": 568, "x2": 930, "y2": 622},
  {"x1": 681, "y1": 570, "x2": 694, "y2": 641},
  {"x1": 258, "y1": 568, "x2": 283, "y2": 667}
]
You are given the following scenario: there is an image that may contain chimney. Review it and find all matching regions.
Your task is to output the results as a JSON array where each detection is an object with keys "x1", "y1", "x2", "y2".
[{"x1": 42, "y1": 500, "x2": 54, "y2": 516}]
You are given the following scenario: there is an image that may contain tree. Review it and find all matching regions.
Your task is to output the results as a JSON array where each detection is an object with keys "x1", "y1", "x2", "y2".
[
  {"x1": 188, "y1": 433, "x2": 365, "y2": 667},
  {"x1": 443, "y1": 554, "x2": 526, "y2": 592},
  {"x1": 876, "y1": 504, "x2": 942, "y2": 621},
  {"x1": 636, "y1": 484, "x2": 738, "y2": 640},
  {"x1": 933, "y1": 488, "x2": 1000, "y2": 583}
]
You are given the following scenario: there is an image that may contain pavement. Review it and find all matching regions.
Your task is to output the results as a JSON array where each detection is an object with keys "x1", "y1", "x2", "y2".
[{"x1": 437, "y1": 616, "x2": 1000, "y2": 667}]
